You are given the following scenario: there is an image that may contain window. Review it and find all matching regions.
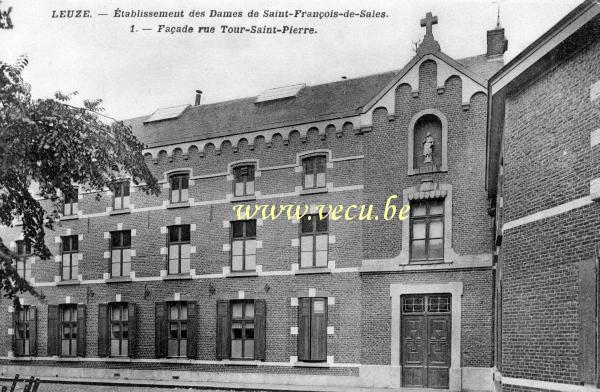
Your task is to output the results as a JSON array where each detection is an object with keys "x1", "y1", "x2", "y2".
[
  {"x1": 14, "y1": 306, "x2": 33, "y2": 356},
  {"x1": 169, "y1": 173, "x2": 189, "y2": 203},
  {"x1": 168, "y1": 225, "x2": 190, "y2": 275},
  {"x1": 110, "y1": 230, "x2": 131, "y2": 277},
  {"x1": 302, "y1": 156, "x2": 326, "y2": 189},
  {"x1": 63, "y1": 187, "x2": 78, "y2": 215},
  {"x1": 60, "y1": 305, "x2": 78, "y2": 357},
  {"x1": 410, "y1": 200, "x2": 444, "y2": 262},
  {"x1": 110, "y1": 303, "x2": 129, "y2": 357},
  {"x1": 216, "y1": 300, "x2": 265, "y2": 361},
  {"x1": 298, "y1": 297, "x2": 327, "y2": 362},
  {"x1": 300, "y1": 214, "x2": 328, "y2": 268},
  {"x1": 16, "y1": 240, "x2": 32, "y2": 281},
  {"x1": 233, "y1": 165, "x2": 255, "y2": 197},
  {"x1": 231, "y1": 220, "x2": 256, "y2": 272},
  {"x1": 231, "y1": 301, "x2": 254, "y2": 359},
  {"x1": 113, "y1": 181, "x2": 130, "y2": 210},
  {"x1": 168, "y1": 302, "x2": 187, "y2": 357},
  {"x1": 61, "y1": 235, "x2": 79, "y2": 281}
]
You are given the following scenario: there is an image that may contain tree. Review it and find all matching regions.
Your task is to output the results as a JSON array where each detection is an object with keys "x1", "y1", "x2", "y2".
[
  {"x1": 0, "y1": 56, "x2": 160, "y2": 300},
  {"x1": 0, "y1": 1, "x2": 13, "y2": 30}
]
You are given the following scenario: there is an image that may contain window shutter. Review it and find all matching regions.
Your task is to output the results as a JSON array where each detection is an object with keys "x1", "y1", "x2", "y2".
[
  {"x1": 47, "y1": 305, "x2": 59, "y2": 356},
  {"x1": 579, "y1": 258, "x2": 597, "y2": 384},
  {"x1": 254, "y1": 299, "x2": 266, "y2": 361},
  {"x1": 29, "y1": 306, "x2": 37, "y2": 356},
  {"x1": 76, "y1": 304, "x2": 86, "y2": 357},
  {"x1": 11, "y1": 310, "x2": 17, "y2": 355},
  {"x1": 311, "y1": 299, "x2": 327, "y2": 362},
  {"x1": 155, "y1": 302, "x2": 167, "y2": 358},
  {"x1": 128, "y1": 303, "x2": 136, "y2": 358},
  {"x1": 216, "y1": 300, "x2": 230, "y2": 360},
  {"x1": 97, "y1": 304, "x2": 109, "y2": 357},
  {"x1": 297, "y1": 297, "x2": 311, "y2": 362},
  {"x1": 186, "y1": 301, "x2": 198, "y2": 359}
]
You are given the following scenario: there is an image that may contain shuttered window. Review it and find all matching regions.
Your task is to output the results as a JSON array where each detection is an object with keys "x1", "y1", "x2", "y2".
[
  {"x1": 63, "y1": 187, "x2": 78, "y2": 216},
  {"x1": 110, "y1": 230, "x2": 131, "y2": 277},
  {"x1": 302, "y1": 156, "x2": 326, "y2": 189},
  {"x1": 169, "y1": 174, "x2": 189, "y2": 203},
  {"x1": 168, "y1": 302, "x2": 188, "y2": 357},
  {"x1": 579, "y1": 257, "x2": 599, "y2": 384},
  {"x1": 61, "y1": 235, "x2": 79, "y2": 281},
  {"x1": 113, "y1": 181, "x2": 130, "y2": 210},
  {"x1": 300, "y1": 214, "x2": 328, "y2": 268},
  {"x1": 298, "y1": 297, "x2": 327, "y2": 362},
  {"x1": 154, "y1": 301, "x2": 198, "y2": 359},
  {"x1": 168, "y1": 225, "x2": 190, "y2": 275},
  {"x1": 231, "y1": 220, "x2": 256, "y2": 272},
  {"x1": 233, "y1": 165, "x2": 255, "y2": 197},
  {"x1": 60, "y1": 305, "x2": 78, "y2": 357},
  {"x1": 410, "y1": 200, "x2": 444, "y2": 262},
  {"x1": 98, "y1": 302, "x2": 136, "y2": 358},
  {"x1": 216, "y1": 299, "x2": 266, "y2": 361},
  {"x1": 13, "y1": 306, "x2": 36, "y2": 356}
]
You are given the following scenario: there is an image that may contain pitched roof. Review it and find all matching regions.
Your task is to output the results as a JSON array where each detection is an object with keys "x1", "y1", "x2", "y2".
[{"x1": 124, "y1": 53, "x2": 499, "y2": 149}]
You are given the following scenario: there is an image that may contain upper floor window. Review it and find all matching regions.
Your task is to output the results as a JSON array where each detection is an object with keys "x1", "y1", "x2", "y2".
[
  {"x1": 168, "y1": 225, "x2": 190, "y2": 275},
  {"x1": 169, "y1": 173, "x2": 189, "y2": 203},
  {"x1": 110, "y1": 230, "x2": 131, "y2": 277},
  {"x1": 15, "y1": 240, "x2": 32, "y2": 281},
  {"x1": 63, "y1": 187, "x2": 78, "y2": 216},
  {"x1": 14, "y1": 306, "x2": 34, "y2": 356},
  {"x1": 110, "y1": 303, "x2": 129, "y2": 357},
  {"x1": 302, "y1": 156, "x2": 326, "y2": 189},
  {"x1": 233, "y1": 165, "x2": 255, "y2": 197},
  {"x1": 168, "y1": 302, "x2": 188, "y2": 357},
  {"x1": 231, "y1": 220, "x2": 256, "y2": 272},
  {"x1": 300, "y1": 214, "x2": 328, "y2": 268},
  {"x1": 113, "y1": 181, "x2": 130, "y2": 210},
  {"x1": 60, "y1": 304, "x2": 78, "y2": 357},
  {"x1": 410, "y1": 199, "x2": 444, "y2": 262},
  {"x1": 61, "y1": 235, "x2": 79, "y2": 281},
  {"x1": 297, "y1": 297, "x2": 327, "y2": 362}
]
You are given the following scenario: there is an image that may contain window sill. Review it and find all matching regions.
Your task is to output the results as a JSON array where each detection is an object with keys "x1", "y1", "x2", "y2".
[
  {"x1": 230, "y1": 195, "x2": 256, "y2": 203},
  {"x1": 293, "y1": 361, "x2": 329, "y2": 368},
  {"x1": 60, "y1": 215, "x2": 79, "y2": 221},
  {"x1": 408, "y1": 167, "x2": 448, "y2": 176},
  {"x1": 226, "y1": 270, "x2": 259, "y2": 278},
  {"x1": 295, "y1": 267, "x2": 331, "y2": 275},
  {"x1": 299, "y1": 188, "x2": 328, "y2": 196},
  {"x1": 105, "y1": 357, "x2": 132, "y2": 363},
  {"x1": 163, "y1": 274, "x2": 193, "y2": 281},
  {"x1": 166, "y1": 201, "x2": 190, "y2": 209},
  {"x1": 55, "y1": 356, "x2": 81, "y2": 362},
  {"x1": 222, "y1": 359, "x2": 259, "y2": 366},
  {"x1": 105, "y1": 276, "x2": 132, "y2": 284},
  {"x1": 10, "y1": 356, "x2": 33, "y2": 361},
  {"x1": 408, "y1": 259, "x2": 445, "y2": 265},
  {"x1": 56, "y1": 280, "x2": 81, "y2": 286},
  {"x1": 110, "y1": 209, "x2": 131, "y2": 216}
]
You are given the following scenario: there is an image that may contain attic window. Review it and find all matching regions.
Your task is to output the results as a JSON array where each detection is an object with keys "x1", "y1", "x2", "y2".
[
  {"x1": 255, "y1": 84, "x2": 305, "y2": 104},
  {"x1": 143, "y1": 105, "x2": 190, "y2": 124}
]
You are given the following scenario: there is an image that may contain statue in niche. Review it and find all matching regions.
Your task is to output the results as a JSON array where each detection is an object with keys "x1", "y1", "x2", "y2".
[{"x1": 422, "y1": 132, "x2": 434, "y2": 163}]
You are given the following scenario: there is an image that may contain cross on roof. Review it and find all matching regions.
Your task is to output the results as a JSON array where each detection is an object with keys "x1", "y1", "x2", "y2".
[{"x1": 420, "y1": 12, "x2": 438, "y2": 36}]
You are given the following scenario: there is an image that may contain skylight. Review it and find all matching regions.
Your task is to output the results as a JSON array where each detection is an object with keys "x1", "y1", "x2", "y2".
[
  {"x1": 143, "y1": 104, "x2": 190, "y2": 124},
  {"x1": 255, "y1": 84, "x2": 305, "y2": 103}
]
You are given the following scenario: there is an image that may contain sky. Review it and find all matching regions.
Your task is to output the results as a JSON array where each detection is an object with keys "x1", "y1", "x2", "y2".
[{"x1": 0, "y1": 0, "x2": 583, "y2": 120}]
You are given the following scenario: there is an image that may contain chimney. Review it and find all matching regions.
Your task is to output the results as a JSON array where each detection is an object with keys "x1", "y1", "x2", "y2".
[
  {"x1": 487, "y1": 26, "x2": 508, "y2": 60},
  {"x1": 194, "y1": 90, "x2": 202, "y2": 106}
]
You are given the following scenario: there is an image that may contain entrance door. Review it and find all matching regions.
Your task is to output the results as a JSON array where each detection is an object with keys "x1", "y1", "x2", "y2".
[{"x1": 401, "y1": 294, "x2": 451, "y2": 388}]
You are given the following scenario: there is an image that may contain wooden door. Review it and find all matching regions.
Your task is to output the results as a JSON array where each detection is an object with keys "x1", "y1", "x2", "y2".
[{"x1": 401, "y1": 294, "x2": 451, "y2": 388}]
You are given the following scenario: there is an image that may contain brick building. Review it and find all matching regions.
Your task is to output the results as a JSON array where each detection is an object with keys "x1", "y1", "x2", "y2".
[
  {"x1": 0, "y1": 12, "x2": 507, "y2": 391},
  {"x1": 487, "y1": 1, "x2": 600, "y2": 391}
]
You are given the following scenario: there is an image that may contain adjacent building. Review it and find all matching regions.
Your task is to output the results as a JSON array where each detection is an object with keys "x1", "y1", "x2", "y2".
[{"x1": 487, "y1": 1, "x2": 600, "y2": 392}]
